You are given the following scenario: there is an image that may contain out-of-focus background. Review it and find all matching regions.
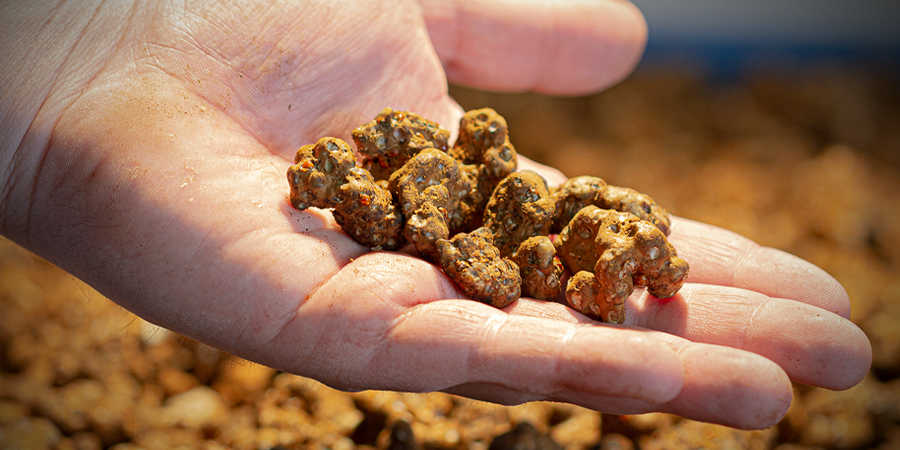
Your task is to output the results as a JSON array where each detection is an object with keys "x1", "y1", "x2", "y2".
[
  {"x1": 636, "y1": 0, "x2": 900, "y2": 75},
  {"x1": 2, "y1": 2, "x2": 899, "y2": 449}
]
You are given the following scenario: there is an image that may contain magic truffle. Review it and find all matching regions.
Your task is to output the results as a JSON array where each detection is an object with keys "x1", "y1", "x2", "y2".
[
  {"x1": 552, "y1": 175, "x2": 672, "y2": 235},
  {"x1": 555, "y1": 206, "x2": 689, "y2": 323},
  {"x1": 287, "y1": 137, "x2": 404, "y2": 250},
  {"x1": 352, "y1": 107, "x2": 451, "y2": 181},
  {"x1": 448, "y1": 108, "x2": 518, "y2": 233},
  {"x1": 511, "y1": 236, "x2": 564, "y2": 301},
  {"x1": 286, "y1": 109, "x2": 687, "y2": 324},
  {"x1": 436, "y1": 227, "x2": 522, "y2": 308},
  {"x1": 388, "y1": 148, "x2": 473, "y2": 260},
  {"x1": 483, "y1": 170, "x2": 556, "y2": 257}
]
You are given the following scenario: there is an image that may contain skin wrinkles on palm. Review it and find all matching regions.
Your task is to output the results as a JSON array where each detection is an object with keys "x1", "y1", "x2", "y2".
[{"x1": 1, "y1": 0, "x2": 871, "y2": 430}]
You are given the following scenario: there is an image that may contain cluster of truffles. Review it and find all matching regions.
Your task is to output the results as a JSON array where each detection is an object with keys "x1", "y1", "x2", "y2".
[{"x1": 287, "y1": 108, "x2": 689, "y2": 323}]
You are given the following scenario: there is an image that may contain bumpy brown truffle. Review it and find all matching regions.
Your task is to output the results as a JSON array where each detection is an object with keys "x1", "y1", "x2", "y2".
[
  {"x1": 288, "y1": 137, "x2": 404, "y2": 250},
  {"x1": 287, "y1": 111, "x2": 688, "y2": 320},
  {"x1": 567, "y1": 271, "x2": 626, "y2": 324},
  {"x1": 334, "y1": 168, "x2": 405, "y2": 250},
  {"x1": 552, "y1": 176, "x2": 671, "y2": 235},
  {"x1": 389, "y1": 148, "x2": 473, "y2": 260},
  {"x1": 449, "y1": 108, "x2": 519, "y2": 233},
  {"x1": 436, "y1": 227, "x2": 521, "y2": 308},
  {"x1": 451, "y1": 108, "x2": 517, "y2": 179},
  {"x1": 555, "y1": 206, "x2": 689, "y2": 323},
  {"x1": 511, "y1": 236, "x2": 564, "y2": 301},
  {"x1": 483, "y1": 171, "x2": 556, "y2": 257},
  {"x1": 598, "y1": 186, "x2": 672, "y2": 236},
  {"x1": 352, "y1": 107, "x2": 451, "y2": 181},
  {"x1": 288, "y1": 137, "x2": 358, "y2": 210}
]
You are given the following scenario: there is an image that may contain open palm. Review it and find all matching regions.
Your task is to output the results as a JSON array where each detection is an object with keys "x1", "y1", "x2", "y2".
[{"x1": 1, "y1": 0, "x2": 870, "y2": 429}]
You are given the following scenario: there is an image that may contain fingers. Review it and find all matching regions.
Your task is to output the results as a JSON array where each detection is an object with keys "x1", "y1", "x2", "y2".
[
  {"x1": 628, "y1": 284, "x2": 873, "y2": 390},
  {"x1": 669, "y1": 217, "x2": 852, "y2": 318},
  {"x1": 549, "y1": 340, "x2": 793, "y2": 430},
  {"x1": 442, "y1": 308, "x2": 795, "y2": 430},
  {"x1": 275, "y1": 252, "x2": 684, "y2": 403},
  {"x1": 419, "y1": 0, "x2": 648, "y2": 94},
  {"x1": 655, "y1": 341, "x2": 792, "y2": 430}
]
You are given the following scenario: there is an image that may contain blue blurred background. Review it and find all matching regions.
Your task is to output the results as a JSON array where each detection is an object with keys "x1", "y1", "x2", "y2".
[{"x1": 631, "y1": 0, "x2": 900, "y2": 76}]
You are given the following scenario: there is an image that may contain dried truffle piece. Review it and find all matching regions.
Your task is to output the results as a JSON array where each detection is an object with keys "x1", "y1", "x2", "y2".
[
  {"x1": 352, "y1": 107, "x2": 451, "y2": 181},
  {"x1": 334, "y1": 168, "x2": 405, "y2": 250},
  {"x1": 511, "y1": 236, "x2": 564, "y2": 301},
  {"x1": 551, "y1": 176, "x2": 671, "y2": 235},
  {"x1": 287, "y1": 137, "x2": 404, "y2": 250},
  {"x1": 598, "y1": 185, "x2": 672, "y2": 236},
  {"x1": 437, "y1": 227, "x2": 521, "y2": 308},
  {"x1": 567, "y1": 270, "x2": 626, "y2": 324},
  {"x1": 556, "y1": 206, "x2": 689, "y2": 322},
  {"x1": 389, "y1": 148, "x2": 473, "y2": 260},
  {"x1": 483, "y1": 171, "x2": 556, "y2": 257},
  {"x1": 449, "y1": 108, "x2": 519, "y2": 233},
  {"x1": 287, "y1": 137, "x2": 358, "y2": 210},
  {"x1": 451, "y1": 108, "x2": 517, "y2": 179},
  {"x1": 551, "y1": 176, "x2": 608, "y2": 232},
  {"x1": 447, "y1": 164, "x2": 489, "y2": 234}
]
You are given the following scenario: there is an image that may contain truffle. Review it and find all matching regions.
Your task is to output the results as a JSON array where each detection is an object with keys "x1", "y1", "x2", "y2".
[
  {"x1": 352, "y1": 107, "x2": 451, "y2": 181},
  {"x1": 389, "y1": 148, "x2": 473, "y2": 260},
  {"x1": 436, "y1": 227, "x2": 522, "y2": 308},
  {"x1": 511, "y1": 236, "x2": 564, "y2": 301},
  {"x1": 448, "y1": 108, "x2": 519, "y2": 233},
  {"x1": 483, "y1": 171, "x2": 556, "y2": 257},
  {"x1": 552, "y1": 176, "x2": 671, "y2": 235},
  {"x1": 555, "y1": 206, "x2": 689, "y2": 323},
  {"x1": 287, "y1": 137, "x2": 404, "y2": 250}
]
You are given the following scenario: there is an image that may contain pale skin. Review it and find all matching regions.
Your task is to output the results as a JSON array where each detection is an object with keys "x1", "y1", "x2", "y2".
[{"x1": 0, "y1": 0, "x2": 871, "y2": 430}]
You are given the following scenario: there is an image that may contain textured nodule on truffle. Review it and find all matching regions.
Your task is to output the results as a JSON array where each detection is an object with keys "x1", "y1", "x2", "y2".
[
  {"x1": 551, "y1": 176, "x2": 671, "y2": 235},
  {"x1": 511, "y1": 236, "x2": 564, "y2": 301},
  {"x1": 437, "y1": 227, "x2": 521, "y2": 308},
  {"x1": 447, "y1": 163, "x2": 486, "y2": 234},
  {"x1": 352, "y1": 107, "x2": 451, "y2": 181},
  {"x1": 567, "y1": 270, "x2": 626, "y2": 324},
  {"x1": 483, "y1": 171, "x2": 556, "y2": 257},
  {"x1": 389, "y1": 148, "x2": 473, "y2": 260},
  {"x1": 597, "y1": 185, "x2": 672, "y2": 236},
  {"x1": 334, "y1": 168, "x2": 405, "y2": 250},
  {"x1": 287, "y1": 137, "x2": 358, "y2": 210},
  {"x1": 452, "y1": 108, "x2": 517, "y2": 179},
  {"x1": 287, "y1": 137, "x2": 404, "y2": 250},
  {"x1": 556, "y1": 206, "x2": 689, "y2": 322},
  {"x1": 449, "y1": 108, "x2": 519, "y2": 234}
]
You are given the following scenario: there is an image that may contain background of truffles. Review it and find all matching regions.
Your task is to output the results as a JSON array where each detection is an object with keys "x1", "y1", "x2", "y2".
[{"x1": 2, "y1": 65, "x2": 899, "y2": 449}]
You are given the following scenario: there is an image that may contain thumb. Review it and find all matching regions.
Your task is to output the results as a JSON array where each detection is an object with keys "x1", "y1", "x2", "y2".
[{"x1": 419, "y1": 0, "x2": 648, "y2": 95}]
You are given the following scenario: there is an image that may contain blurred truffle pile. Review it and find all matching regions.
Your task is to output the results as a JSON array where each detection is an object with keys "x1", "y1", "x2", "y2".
[{"x1": 2, "y1": 65, "x2": 899, "y2": 449}]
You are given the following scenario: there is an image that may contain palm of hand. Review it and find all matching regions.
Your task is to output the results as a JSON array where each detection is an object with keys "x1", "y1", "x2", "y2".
[{"x1": 11, "y1": 0, "x2": 870, "y2": 430}]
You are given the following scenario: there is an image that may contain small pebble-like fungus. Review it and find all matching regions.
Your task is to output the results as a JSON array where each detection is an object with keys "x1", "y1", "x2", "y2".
[
  {"x1": 352, "y1": 107, "x2": 450, "y2": 181},
  {"x1": 483, "y1": 170, "x2": 556, "y2": 257},
  {"x1": 556, "y1": 206, "x2": 689, "y2": 323},
  {"x1": 287, "y1": 108, "x2": 688, "y2": 322},
  {"x1": 436, "y1": 227, "x2": 522, "y2": 308},
  {"x1": 287, "y1": 137, "x2": 403, "y2": 250},
  {"x1": 388, "y1": 148, "x2": 472, "y2": 260}
]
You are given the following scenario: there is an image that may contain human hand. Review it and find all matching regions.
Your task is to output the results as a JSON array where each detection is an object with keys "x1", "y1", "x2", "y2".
[{"x1": 0, "y1": 0, "x2": 870, "y2": 430}]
